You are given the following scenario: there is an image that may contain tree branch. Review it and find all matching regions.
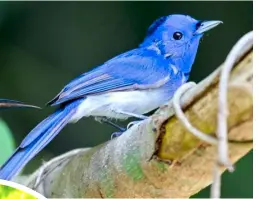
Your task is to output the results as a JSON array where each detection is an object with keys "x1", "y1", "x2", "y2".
[{"x1": 23, "y1": 36, "x2": 253, "y2": 198}]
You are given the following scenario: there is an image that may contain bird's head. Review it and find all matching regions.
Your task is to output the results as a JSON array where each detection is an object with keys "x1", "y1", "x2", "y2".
[{"x1": 141, "y1": 14, "x2": 222, "y2": 76}]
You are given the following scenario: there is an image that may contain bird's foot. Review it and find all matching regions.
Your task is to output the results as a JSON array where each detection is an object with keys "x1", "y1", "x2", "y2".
[
  {"x1": 97, "y1": 117, "x2": 126, "y2": 139},
  {"x1": 111, "y1": 131, "x2": 124, "y2": 139},
  {"x1": 127, "y1": 120, "x2": 142, "y2": 129},
  {"x1": 97, "y1": 117, "x2": 126, "y2": 132},
  {"x1": 97, "y1": 116, "x2": 147, "y2": 140},
  {"x1": 111, "y1": 120, "x2": 144, "y2": 139}
]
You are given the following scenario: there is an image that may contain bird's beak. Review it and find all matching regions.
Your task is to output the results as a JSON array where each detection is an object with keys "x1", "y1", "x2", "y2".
[{"x1": 194, "y1": 20, "x2": 223, "y2": 35}]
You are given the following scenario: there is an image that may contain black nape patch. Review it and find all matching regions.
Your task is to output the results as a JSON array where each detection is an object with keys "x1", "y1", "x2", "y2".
[
  {"x1": 195, "y1": 20, "x2": 203, "y2": 30},
  {"x1": 146, "y1": 16, "x2": 168, "y2": 36}
]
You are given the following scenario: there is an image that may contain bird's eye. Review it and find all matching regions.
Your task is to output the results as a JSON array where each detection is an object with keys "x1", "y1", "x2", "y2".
[{"x1": 173, "y1": 32, "x2": 183, "y2": 40}]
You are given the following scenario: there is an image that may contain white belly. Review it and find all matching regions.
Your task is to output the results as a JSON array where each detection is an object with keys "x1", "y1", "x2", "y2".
[{"x1": 70, "y1": 89, "x2": 168, "y2": 122}]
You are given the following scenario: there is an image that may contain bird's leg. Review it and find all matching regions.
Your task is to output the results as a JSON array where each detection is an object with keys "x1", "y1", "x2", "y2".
[
  {"x1": 96, "y1": 117, "x2": 126, "y2": 139},
  {"x1": 110, "y1": 119, "x2": 144, "y2": 139},
  {"x1": 97, "y1": 117, "x2": 126, "y2": 132},
  {"x1": 97, "y1": 112, "x2": 149, "y2": 139}
]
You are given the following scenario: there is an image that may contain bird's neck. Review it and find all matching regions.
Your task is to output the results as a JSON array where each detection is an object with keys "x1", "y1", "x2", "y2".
[
  {"x1": 170, "y1": 57, "x2": 195, "y2": 81},
  {"x1": 142, "y1": 43, "x2": 198, "y2": 81}
]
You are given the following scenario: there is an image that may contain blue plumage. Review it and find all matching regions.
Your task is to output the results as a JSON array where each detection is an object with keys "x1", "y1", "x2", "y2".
[
  {"x1": 49, "y1": 48, "x2": 173, "y2": 106},
  {"x1": 0, "y1": 100, "x2": 82, "y2": 180},
  {"x1": 0, "y1": 14, "x2": 222, "y2": 180}
]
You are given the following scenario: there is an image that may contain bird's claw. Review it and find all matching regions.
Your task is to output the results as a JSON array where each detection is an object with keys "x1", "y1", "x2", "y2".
[
  {"x1": 127, "y1": 121, "x2": 141, "y2": 129},
  {"x1": 111, "y1": 131, "x2": 124, "y2": 139}
]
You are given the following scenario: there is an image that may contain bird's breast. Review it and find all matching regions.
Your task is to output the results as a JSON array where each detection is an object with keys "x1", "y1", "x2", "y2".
[{"x1": 70, "y1": 88, "x2": 173, "y2": 122}]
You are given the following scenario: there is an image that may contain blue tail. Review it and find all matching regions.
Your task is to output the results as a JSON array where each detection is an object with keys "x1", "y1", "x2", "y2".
[{"x1": 0, "y1": 100, "x2": 81, "y2": 180}]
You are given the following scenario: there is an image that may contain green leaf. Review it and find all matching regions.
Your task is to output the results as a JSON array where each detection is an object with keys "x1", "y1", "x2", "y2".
[{"x1": 0, "y1": 119, "x2": 15, "y2": 165}]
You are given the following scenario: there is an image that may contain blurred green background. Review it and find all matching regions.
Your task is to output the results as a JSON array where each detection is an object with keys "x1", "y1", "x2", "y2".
[{"x1": 0, "y1": 2, "x2": 252, "y2": 198}]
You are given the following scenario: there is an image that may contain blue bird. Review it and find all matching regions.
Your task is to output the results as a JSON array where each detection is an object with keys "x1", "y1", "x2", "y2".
[
  {"x1": 0, "y1": 99, "x2": 39, "y2": 110},
  {"x1": 0, "y1": 14, "x2": 222, "y2": 180}
]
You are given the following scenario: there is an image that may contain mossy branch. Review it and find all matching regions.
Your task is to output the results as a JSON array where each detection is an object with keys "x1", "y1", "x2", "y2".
[{"x1": 23, "y1": 40, "x2": 253, "y2": 198}]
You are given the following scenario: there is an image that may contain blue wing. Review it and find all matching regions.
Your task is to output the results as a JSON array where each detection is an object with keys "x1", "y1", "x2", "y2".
[
  {"x1": 48, "y1": 48, "x2": 173, "y2": 106},
  {"x1": 0, "y1": 48, "x2": 176, "y2": 181}
]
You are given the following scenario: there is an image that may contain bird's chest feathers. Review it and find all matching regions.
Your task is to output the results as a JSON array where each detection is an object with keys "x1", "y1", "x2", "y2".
[{"x1": 71, "y1": 89, "x2": 168, "y2": 121}]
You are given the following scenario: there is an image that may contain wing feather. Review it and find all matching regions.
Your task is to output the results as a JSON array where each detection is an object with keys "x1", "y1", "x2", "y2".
[{"x1": 48, "y1": 49, "x2": 173, "y2": 106}]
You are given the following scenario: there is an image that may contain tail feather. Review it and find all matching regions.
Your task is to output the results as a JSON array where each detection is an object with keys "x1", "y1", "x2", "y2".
[
  {"x1": 0, "y1": 100, "x2": 81, "y2": 180},
  {"x1": 0, "y1": 99, "x2": 40, "y2": 109},
  {"x1": 20, "y1": 108, "x2": 66, "y2": 148}
]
